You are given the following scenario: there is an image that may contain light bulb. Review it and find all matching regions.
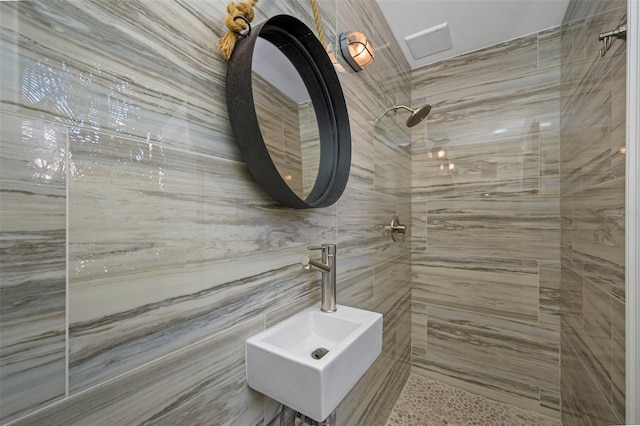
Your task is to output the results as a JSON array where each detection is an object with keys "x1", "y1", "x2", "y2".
[{"x1": 339, "y1": 32, "x2": 374, "y2": 72}]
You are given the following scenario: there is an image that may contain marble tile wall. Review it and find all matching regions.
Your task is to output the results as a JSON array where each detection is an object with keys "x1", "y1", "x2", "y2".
[
  {"x1": 559, "y1": 0, "x2": 627, "y2": 424},
  {"x1": 0, "y1": 0, "x2": 411, "y2": 424},
  {"x1": 0, "y1": 113, "x2": 67, "y2": 423},
  {"x1": 410, "y1": 27, "x2": 563, "y2": 418}
]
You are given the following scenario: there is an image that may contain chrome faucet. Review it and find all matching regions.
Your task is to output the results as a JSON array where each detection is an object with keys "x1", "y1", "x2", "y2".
[{"x1": 301, "y1": 244, "x2": 337, "y2": 313}]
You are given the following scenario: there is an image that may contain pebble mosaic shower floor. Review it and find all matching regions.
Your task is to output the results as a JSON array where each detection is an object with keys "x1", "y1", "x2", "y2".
[{"x1": 385, "y1": 374, "x2": 561, "y2": 426}]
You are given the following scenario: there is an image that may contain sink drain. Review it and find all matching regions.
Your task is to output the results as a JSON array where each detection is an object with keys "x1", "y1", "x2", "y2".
[{"x1": 311, "y1": 347, "x2": 329, "y2": 359}]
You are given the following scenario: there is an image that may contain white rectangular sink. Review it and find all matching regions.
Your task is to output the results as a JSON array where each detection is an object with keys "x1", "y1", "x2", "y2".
[{"x1": 245, "y1": 303, "x2": 382, "y2": 422}]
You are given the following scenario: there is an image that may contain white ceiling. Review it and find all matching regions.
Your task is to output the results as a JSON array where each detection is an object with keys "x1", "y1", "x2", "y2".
[{"x1": 375, "y1": 0, "x2": 571, "y2": 69}]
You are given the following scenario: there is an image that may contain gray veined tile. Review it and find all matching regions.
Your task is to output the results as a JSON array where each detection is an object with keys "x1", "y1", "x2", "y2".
[
  {"x1": 539, "y1": 261, "x2": 561, "y2": 326},
  {"x1": 0, "y1": 112, "x2": 67, "y2": 423},
  {"x1": 374, "y1": 115, "x2": 412, "y2": 197},
  {"x1": 560, "y1": 264, "x2": 584, "y2": 335},
  {"x1": 562, "y1": 299, "x2": 616, "y2": 424},
  {"x1": 580, "y1": 278, "x2": 613, "y2": 409},
  {"x1": 67, "y1": 131, "x2": 336, "y2": 392},
  {"x1": 338, "y1": 313, "x2": 396, "y2": 423},
  {"x1": 420, "y1": 67, "x2": 561, "y2": 150},
  {"x1": 345, "y1": 90, "x2": 375, "y2": 192},
  {"x1": 572, "y1": 177, "x2": 625, "y2": 302},
  {"x1": 336, "y1": 187, "x2": 398, "y2": 279},
  {"x1": 565, "y1": 24, "x2": 589, "y2": 96},
  {"x1": 0, "y1": 0, "x2": 240, "y2": 161},
  {"x1": 559, "y1": 20, "x2": 581, "y2": 74},
  {"x1": 12, "y1": 317, "x2": 265, "y2": 426},
  {"x1": 336, "y1": 267, "x2": 374, "y2": 312},
  {"x1": 574, "y1": 105, "x2": 617, "y2": 191},
  {"x1": 539, "y1": 388, "x2": 561, "y2": 418},
  {"x1": 559, "y1": 128, "x2": 583, "y2": 197},
  {"x1": 364, "y1": 306, "x2": 411, "y2": 424},
  {"x1": 611, "y1": 296, "x2": 625, "y2": 422},
  {"x1": 388, "y1": 293, "x2": 412, "y2": 360},
  {"x1": 540, "y1": 118, "x2": 561, "y2": 196},
  {"x1": 538, "y1": 27, "x2": 562, "y2": 70},
  {"x1": 563, "y1": 0, "x2": 626, "y2": 24},
  {"x1": 426, "y1": 197, "x2": 560, "y2": 261},
  {"x1": 412, "y1": 134, "x2": 541, "y2": 199},
  {"x1": 560, "y1": 197, "x2": 574, "y2": 267},
  {"x1": 413, "y1": 255, "x2": 539, "y2": 323},
  {"x1": 68, "y1": 247, "x2": 320, "y2": 394},
  {"x1": 559, "y1": 2, "x2": 625, "y2": 423},
  {"x1": 414, "y1": 306, "x2": 560, "y2": 416},
  {"x1": 561, "y1": 331, "x2": 619, "y2": 426},
  {"x1": 412, "y1": 35, "x2": 539, "y2": 100},
  {"x1": 374, "y1": 254, "x2": 411, "y2": 329},
  {"x1": 410, "y1": 199, "x2": 427, "y2": 255},
  {"x1": 410, "y1": 299, "x2": 427, "y2": 358},
  {"x1": 338, "y1": 299, "x2": 411, "y2": 425}
]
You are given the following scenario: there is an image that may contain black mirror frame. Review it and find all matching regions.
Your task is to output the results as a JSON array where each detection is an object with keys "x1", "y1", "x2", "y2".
[{"x1": 226, "y1": 15, "x2": 351, "y2": 209}]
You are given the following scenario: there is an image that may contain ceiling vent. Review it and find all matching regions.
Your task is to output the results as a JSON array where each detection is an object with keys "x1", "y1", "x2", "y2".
[{"x1": 404, "y1": 22, "x2": 453, "y2": 60}]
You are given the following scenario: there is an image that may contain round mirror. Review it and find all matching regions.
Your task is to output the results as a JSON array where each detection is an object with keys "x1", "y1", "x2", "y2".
[{"x1": 226, "y1": 15, "x2": 351, "y2": 208}]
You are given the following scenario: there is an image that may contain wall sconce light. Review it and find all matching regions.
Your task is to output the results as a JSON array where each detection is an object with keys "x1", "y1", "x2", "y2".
[{"x1": 339, "y1": 31, "x2": 374, "y2": 71}]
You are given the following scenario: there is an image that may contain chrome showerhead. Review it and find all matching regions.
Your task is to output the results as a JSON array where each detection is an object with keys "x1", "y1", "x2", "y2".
[
  {"x1": 374, "y1": 104, "x2": 431, "y2": 128},
  {"x1": 405, "y1": 104, "x2": 431, "y2": 127}
]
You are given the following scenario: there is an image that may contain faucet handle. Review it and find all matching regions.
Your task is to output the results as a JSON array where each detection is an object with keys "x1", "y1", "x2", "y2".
[{"x1": 307, "y1": 244, "x2": 336, "y2": 253}]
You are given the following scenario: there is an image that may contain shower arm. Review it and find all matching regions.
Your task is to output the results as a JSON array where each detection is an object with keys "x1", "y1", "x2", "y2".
[{"x1": 374, "y1": 105, "x2": 414, "y2": 123}]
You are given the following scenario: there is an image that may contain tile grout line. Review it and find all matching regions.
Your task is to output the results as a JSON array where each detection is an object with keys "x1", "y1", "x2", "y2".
[
  {"x1": 537, "y1": 260, "x2": 542, "y2": 326},
  {"x1": 65, "y1": 125, "x2": 70, "y2": 397},
  {"x1": 417, "y1": 300, "x2": 559, "y2": 331}
]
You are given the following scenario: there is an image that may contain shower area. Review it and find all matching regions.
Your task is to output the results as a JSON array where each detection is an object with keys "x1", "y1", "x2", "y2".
[{"x1": 405, "y1": 0, "x2": 634, "y2": 424}]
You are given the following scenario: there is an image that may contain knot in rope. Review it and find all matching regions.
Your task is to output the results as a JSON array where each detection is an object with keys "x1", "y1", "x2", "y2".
[{"x1": 218, "y1": 0, "x2": 258, "y2": 61}]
